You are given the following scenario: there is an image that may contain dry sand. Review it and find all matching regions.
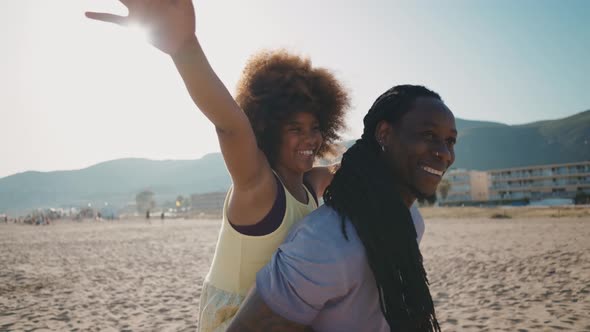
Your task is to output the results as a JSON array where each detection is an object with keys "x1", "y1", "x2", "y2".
[
  {"x1": 422, "y1": 217, "x2": 589, "y2": 332},
  {"x1": 1, "y1": 213, "x2": 589, "y2": 331}
]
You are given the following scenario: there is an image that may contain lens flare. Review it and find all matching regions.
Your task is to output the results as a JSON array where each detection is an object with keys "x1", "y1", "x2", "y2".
[{"x1": 127, "y1": 23, "x2": 151, "y2": 41}]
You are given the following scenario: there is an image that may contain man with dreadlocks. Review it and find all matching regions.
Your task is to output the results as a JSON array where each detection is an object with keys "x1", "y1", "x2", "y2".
[{"x1": 227, "y1": 85, "x2": 457, "y2": 332}]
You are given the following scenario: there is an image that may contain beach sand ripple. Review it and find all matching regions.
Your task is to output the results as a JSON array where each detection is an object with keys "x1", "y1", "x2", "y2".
[
  {"x1": 423, "y1": 217, "x2": 590, "y2": 332},
  {"x1": 1, "y1": 216, "x2": 589, "y2": 331},
  {"x1": 1, "y1": 220, "x2": 218, "y2": 331}
]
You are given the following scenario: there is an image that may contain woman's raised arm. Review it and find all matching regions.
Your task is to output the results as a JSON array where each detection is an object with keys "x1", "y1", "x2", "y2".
[{"x1": 86, "y1": 0, "x2": 272, "y2": 190}]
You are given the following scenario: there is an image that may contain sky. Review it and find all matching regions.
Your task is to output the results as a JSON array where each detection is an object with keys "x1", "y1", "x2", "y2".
[{"x1": 1, "y1": 0, "x2": 589, "y2": 178}]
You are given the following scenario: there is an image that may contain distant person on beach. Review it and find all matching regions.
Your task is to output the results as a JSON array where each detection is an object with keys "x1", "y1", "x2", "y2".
[{"x1": 227, "y1": 85, "x2": 457, "y2": 332}]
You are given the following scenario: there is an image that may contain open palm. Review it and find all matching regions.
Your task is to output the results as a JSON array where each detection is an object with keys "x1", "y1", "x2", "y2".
[{"x1": 86, "y1": 0, "x2": 196, "y2": 55}]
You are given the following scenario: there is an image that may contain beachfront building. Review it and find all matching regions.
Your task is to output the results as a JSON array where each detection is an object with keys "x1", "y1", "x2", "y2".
[
  {"x1": 488, "y1": 161, "x2": 590, "y2": 202},
  {"x1": 190, "y1": 192, "x2": 226, "y2": 215},
  {"x1": 439, "y1": 169, "x2": 490, "y2": 204}
]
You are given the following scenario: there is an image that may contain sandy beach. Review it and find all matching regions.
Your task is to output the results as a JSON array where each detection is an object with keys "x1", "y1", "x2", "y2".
[{"x1": 1, "y1": 213, "x2": 589, "y2": 331}]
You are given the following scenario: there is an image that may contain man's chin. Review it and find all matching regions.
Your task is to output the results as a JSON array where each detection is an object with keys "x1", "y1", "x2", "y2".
[
  {"x1": 411, "y1": 186, "x2": 437, "y2": 202},
  {"x1": 417, "y1": 192, "x2": 437, "y2": 204}
]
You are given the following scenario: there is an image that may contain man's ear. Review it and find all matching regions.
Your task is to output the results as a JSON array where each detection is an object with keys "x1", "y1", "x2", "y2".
[{"x1": 374, "y1": 120, "x2": 393, "y2": 146}]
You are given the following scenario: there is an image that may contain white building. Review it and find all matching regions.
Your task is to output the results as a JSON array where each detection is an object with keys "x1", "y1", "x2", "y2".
[{"x1": 440, "y1": 169, "x2": 490, "y2": 204}]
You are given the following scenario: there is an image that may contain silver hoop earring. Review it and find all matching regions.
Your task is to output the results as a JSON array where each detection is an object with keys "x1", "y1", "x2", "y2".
[
  {"x1": 435, "y1": 151, "x2": 440, "y2": 157},
  {"x1": 381, "y1": 145, "x2": 386, "y2": 152}
]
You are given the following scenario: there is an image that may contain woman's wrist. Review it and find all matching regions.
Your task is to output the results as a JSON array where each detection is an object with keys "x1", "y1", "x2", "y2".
[{"x1": 171, "y1": 34, "x2": 200, "y2": 61}]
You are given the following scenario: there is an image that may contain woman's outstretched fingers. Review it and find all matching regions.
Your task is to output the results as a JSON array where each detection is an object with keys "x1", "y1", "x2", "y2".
[
  {"x1": 85, "y1": 0, "x2": 195, "y2": 55},
  {"x1": 85, "y1": 12, "x2": 128, "y2": 26}
]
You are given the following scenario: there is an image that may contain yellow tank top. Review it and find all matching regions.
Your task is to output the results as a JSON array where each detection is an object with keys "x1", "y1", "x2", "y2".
[{"x1": 198, "y1": 180, "x2": 317, "y2": 332}]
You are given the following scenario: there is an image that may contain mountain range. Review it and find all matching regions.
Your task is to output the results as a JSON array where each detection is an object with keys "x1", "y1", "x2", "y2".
[{"x1": 1, "y1": 110, "x2": 588, "y2": 215}]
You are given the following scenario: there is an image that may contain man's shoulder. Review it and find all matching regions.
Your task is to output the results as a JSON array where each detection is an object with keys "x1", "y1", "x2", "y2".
[
  {"x1": 298, "y1": 204, "x2": 341, "y2": 229},
  {"x1": 286, "y1": 205, "x2": 365, "y2": 260},
  {"x1": 291, "y1": 205, "x2": 348, "y2": 239}
]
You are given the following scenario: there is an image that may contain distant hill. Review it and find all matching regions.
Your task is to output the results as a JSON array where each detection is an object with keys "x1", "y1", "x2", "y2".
[
  {"x1": 0, "y1": 154, "x2": 231, "y2": 215},
  {"x1": 1, "y1": 111, "x2": 588, "y2": 215},
  {"x1": 454, "y1": 110, "x2": 590, "y2": 170}
]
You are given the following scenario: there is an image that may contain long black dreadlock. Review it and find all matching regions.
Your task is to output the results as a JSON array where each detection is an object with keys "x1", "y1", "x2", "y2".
[{"x1": 323, "y1": 85, "x2": 442, "y2": 332}]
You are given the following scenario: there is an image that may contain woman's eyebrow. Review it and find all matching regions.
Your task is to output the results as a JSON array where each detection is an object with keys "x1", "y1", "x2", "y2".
[{"x1": 286, "y1": 120, "x2": 318, "y2": 126}]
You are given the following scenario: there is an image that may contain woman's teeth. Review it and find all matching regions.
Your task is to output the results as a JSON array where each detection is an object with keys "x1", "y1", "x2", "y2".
[{"x1": 422, "y1": 166, "x2": 443, "y2": 176}]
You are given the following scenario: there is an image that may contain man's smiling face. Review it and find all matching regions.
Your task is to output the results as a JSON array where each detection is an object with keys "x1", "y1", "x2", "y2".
[{"x1": 384, "y1": 97, "x2": 457, "y2": 201}]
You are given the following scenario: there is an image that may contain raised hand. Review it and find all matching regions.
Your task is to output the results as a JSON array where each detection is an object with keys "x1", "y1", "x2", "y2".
[
  {"x1": 86, "y1": 0, "x2": 269, "y2": 199},
  {"x1": 86, "y1": 0, "x2": 196, "y2": 55}
]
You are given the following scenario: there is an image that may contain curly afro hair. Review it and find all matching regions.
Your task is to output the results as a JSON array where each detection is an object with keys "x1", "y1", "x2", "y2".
[{"x1": 235, "y1": 49, "x2": 350, "y2": 167}]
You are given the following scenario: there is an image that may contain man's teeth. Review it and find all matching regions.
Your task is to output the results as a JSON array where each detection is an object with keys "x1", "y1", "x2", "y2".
[
  {"x1": 423, "y1": 166, "x2": 443, "y2": 176},
  {"x1": 299, "y1": 150, "x2": 314, "y2": 156}
]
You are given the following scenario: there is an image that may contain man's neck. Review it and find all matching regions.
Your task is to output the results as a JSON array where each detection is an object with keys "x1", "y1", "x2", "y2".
[{"x1": 397, "y1": 186, "x2": 417, "y2": 208}]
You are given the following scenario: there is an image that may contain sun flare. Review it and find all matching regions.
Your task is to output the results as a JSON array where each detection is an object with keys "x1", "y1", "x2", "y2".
[{"x1": 126, "y1": 23, "x2": 151, "y2": 41}]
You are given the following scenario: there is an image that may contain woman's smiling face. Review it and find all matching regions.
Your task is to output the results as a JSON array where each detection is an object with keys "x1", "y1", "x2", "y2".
[{"x1": 275, "y1": 112, "x2": 323, "y2": 175}]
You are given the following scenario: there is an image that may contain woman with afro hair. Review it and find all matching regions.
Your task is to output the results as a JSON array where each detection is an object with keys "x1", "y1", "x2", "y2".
[
  {"x1": 85, "y1": 1, "x2": 351, "y2": 330},
  {"x1": 195, "y1": 50, "x2": 350, "y2": 331}
]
